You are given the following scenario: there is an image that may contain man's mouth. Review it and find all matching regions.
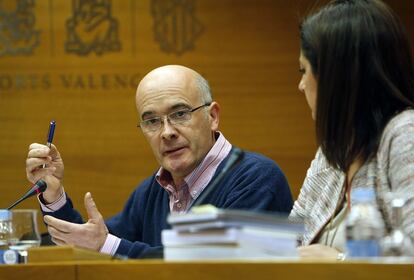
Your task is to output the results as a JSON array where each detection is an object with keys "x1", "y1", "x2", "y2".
[{"x1": 163, "y1": 147, "x2": 186, "y2": 156}]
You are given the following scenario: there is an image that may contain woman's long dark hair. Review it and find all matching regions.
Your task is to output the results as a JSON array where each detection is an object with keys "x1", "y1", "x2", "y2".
[{"x1": 301, "y1": 0, "x2": 414, "y2": 172}]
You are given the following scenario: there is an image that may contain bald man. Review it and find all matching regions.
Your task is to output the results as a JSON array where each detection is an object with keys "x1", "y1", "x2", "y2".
[{"x1": 26, "y1": 65, "x2": 292, "y2": 258}]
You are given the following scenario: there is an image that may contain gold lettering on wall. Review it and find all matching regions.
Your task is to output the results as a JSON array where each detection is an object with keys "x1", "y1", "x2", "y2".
[
  {"x1": 58, "y1": 73, "x2": 140, "y2": 89},
  {"x1": 0, "y1": 73, "x2": 140, "y2": 91}
]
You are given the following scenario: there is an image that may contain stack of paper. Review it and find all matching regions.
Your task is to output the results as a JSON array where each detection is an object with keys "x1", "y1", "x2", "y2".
[{"x1": 162, "y1": 205, "x2": 304, "y2": 260}]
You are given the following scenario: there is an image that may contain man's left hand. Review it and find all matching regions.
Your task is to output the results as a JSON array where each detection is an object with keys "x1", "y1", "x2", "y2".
[{"x1": 45, "y1": 192, "x2": 108, "y2": 251}]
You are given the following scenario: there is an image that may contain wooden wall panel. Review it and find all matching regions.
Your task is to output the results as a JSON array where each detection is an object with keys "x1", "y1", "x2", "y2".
[{"x1": 0, "y1": 0, "x2": 413, "y2": 233}]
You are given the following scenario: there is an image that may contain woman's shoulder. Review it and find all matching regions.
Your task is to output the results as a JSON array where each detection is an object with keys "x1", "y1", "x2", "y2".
[
  {"x1": 306, "y1": 148, "x2": 335, "y2": 176},
  {"x1": 386, "y1": 109, "x2": 414, "y2": 128},
  {"x1": 378, "y1": 109, "x2": 414, "y2": 157},
  {"x1": 381, "y1": 109, "x2": 414, "y2": 141}
]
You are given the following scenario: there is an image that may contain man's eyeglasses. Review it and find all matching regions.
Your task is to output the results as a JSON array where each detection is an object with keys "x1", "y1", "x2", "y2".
[{"x1": 138, "y1": 103, "x2": 211, "y2": 132}]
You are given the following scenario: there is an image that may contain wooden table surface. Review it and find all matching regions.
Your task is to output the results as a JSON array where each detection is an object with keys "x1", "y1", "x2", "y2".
[{"x1": 1, "y1": 246, "x2": 412, "y2": 280}]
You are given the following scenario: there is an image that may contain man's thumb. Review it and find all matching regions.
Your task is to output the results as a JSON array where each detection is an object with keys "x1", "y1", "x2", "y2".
[{"x1": 84, "y1": 192, "x2": 101, "y2": 221}]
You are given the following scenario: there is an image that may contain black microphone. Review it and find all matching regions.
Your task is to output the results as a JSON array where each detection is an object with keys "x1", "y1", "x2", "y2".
[
  {"x1": 7, "y1": 180, "x2": 48, "y2": 210},
  {"x1": 190, "y1": 147, "x2": 245, "y2": 208}
]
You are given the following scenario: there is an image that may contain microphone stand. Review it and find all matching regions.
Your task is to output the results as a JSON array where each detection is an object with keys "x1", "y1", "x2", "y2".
[
  {"x1": 7, "y1": 180, "x2": 47, "y2": 210},
  {"x1": 144, "y1": 148, "x2": 245, "y2": 259},
  {"x1": 190, "y1": 147, "x2": 245, "y2": 209}
]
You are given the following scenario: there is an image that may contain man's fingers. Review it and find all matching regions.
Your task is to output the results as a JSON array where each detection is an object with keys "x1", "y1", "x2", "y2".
[
  {"x1": 47, "y1": 224, "x2": 68, "y2": 240},
  {"x1": 47, "y1": 223, "x2": 80, "y2": 246},
  {"x1": 29, "y1": 143, "x2": 48, "y2": 150},
  {"x1": 26, "y1": 157, "x2": 51, "y2": 170},
  {"x1": 26, "y1": 157, "x2": 50, "y2": 166},
  {"x1": 84, "y1": 192, "x2": 102, "y2": 221},
  {"x1": 51, "y1": 236, "x2": 66, "y2": 246},
  {"x1": 44, "y1": 215, "x2": 79, "y2": 233},
  {"x1": 27, "y1": 145, "x2": 50, "y2": 158},
  {"x1": 48, "y1": 144, "x2": 60, "y2": 158},
  {"x1": 26, "y1": 164, "x2": 54, "y2": 176},
  {"x1": 27, "y1": 168, "x2": 56, "y2": 185},
  {"x1": 45, "y1": 203, "x2": 108, "y2": 251}
]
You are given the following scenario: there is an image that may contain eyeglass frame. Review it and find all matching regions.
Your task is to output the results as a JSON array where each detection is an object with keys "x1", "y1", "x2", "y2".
[{"x1": 137, "y1": 102, "x2": 212, "y2": 132}]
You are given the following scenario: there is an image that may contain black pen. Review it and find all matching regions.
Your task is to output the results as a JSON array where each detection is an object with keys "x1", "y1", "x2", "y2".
[{"x1": 43, "y1": 120, "x2": 56, "y2": 168}]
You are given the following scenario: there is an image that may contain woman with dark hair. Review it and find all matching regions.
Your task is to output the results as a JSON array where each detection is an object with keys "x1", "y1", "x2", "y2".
[{"x1": 290, "y1": 0, "x2": 414, "y2": 259}]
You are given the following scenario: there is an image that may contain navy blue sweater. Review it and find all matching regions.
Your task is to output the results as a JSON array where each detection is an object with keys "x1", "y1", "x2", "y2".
[{"x1": 45, "y1": 150, "x2": 293, "y2": 258}]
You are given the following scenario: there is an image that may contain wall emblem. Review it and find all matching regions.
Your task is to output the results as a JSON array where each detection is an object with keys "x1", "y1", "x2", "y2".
[
  {"x1": 151, "y1": 0, "x2": 204, "y2": 55},
  {"x1": 0, "y1": 0, "x2": 40, "y2": 56},
  {"x1": 65, "y1": 0, "x2": 121, "y2": 56}
]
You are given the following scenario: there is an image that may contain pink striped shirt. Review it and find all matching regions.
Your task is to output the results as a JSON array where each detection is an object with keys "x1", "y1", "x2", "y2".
[
  {"x1": 39, "y1": 132, "x2": 232, "y2": 256},
  {"x1": 156, "y1": 132, "x2": 232, "y2": 213}
]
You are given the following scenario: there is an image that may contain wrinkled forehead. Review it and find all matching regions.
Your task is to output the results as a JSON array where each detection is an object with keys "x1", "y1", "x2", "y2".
[{"x1": 136, "y1": 71, "x2": 201, "y2": 116}]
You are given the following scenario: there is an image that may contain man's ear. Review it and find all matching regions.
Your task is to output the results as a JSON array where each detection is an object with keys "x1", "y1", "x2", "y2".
[{"x1": 209, "y1": 102, "x2": 220, "y2": 131}]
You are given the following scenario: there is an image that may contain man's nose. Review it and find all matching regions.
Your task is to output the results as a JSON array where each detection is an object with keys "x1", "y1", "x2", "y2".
[
  {"x1": 298, "y1": 78, "x2": 305, "y2": 92},
  {"x1": 160, "y1": 116, "x2": 178, "y2": 140}
]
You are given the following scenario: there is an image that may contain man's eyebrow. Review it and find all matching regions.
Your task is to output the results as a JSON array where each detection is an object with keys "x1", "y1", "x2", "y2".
[
  {"x1": 141, "y1": 103, "x2": 192, "y2": 119},
  {"x1": 141, "y1": 111, "x2": 155, "y2": 119},
  {"x1": 170, "y1": 103, "x2": 191, "y2": 111}
]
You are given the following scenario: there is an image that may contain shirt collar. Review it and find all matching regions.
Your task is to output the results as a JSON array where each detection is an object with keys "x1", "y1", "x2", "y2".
[{"x1": 156, "y1": 131, "x2": 232, "y2": 198}]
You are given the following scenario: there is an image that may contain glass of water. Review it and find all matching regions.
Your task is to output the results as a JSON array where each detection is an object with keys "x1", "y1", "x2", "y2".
[{"x1": 9, "y1": 209, "x2": 41, "y2": 251}]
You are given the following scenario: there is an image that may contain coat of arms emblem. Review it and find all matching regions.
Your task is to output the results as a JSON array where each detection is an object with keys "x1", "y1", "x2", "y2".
[
  {"x1": 151, "y1": 0, "x2": 204, "y2": 55},
  {"x1": 65, "y1": 0, "x2": 121, "y2": 56},
  {"x1": 0, "y1": 0, "x2": 40, "y2": 56}
]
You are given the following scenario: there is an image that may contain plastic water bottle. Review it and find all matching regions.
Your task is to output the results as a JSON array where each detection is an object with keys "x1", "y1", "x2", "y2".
[
  {"x1": 382, "y1": 197, "x2": 414, "y2": 256},
  {"x1": 0, "y1": 209, "x2": 20, "y2": 264},
  {"x1": 346, "y1": 188, "x2": 385, "y2": 258},
  {"x1": 0, "y1": 210, "x2": 12, "y2": 251}
]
